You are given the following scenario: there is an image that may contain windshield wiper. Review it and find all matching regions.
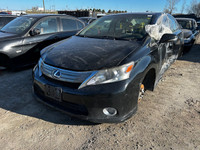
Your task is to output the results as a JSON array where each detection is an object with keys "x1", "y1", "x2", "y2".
[
  {"x1": 77, "y1": 35, "x2": 97, "y2": 38},
  {"x1": 114, "y1": 37, "x2": 134, "y2": 41},
  {"x1": 77, "y1": 35, "x2": 135, "y2": 41}
]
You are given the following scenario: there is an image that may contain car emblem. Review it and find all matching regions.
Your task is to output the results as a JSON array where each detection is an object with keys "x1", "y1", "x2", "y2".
[{"x1": 53, "y1": 70, "x2": 61, "y2": 78}]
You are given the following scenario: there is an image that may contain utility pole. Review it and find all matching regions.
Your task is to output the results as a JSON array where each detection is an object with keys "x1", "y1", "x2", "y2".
[{"x1": 43, "y1": 0, "x2": 45, "y2": 12}]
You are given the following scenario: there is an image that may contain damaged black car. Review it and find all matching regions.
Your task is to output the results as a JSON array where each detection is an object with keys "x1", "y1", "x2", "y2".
[{"x1": 33, "y1": 13, "x2": 184, "y2": 123}]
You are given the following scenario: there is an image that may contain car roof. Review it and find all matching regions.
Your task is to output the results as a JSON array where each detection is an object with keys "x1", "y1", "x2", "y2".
[
  {"x1": 21, "y1": 14, "x2": 73, "y2": 18},
  {"x1": 176, "y1": 18, "x2": 196, "y2": 21},
  {"x1": 106, "y1": 12, "x2": 163, "y2": 17},
  {"x1": 78, "y1": 17, "x2": 96, "y2": 19},
  {"x1": 102, "y1": 12, "x2": 163, "y2": 24},
  {"x1": 0, "y1": 14, "x2": 17, "y2": 17}
]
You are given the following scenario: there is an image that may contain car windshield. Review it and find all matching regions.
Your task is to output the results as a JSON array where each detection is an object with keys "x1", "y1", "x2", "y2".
[
  {"x1": 78, "y1": 14, "x2": 152, "y2": 40},
  {"x1": 0, "y1": 16, "x2": 37, "y2": 34},
  {"x1": 177, "y1": 20, "x2": 193, "y2": 30}
]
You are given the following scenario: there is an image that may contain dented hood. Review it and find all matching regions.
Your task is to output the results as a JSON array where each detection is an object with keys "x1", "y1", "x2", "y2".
[{"x1": 42, "y1": 36, "x2": 141, "y2": 71}]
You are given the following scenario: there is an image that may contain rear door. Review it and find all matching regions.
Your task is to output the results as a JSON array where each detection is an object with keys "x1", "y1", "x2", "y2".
[
  {"x1": 167, "y1": 14, "x2": 183, "y2": 58},
  {"x1": 156, "y1": 14, "x2": 183, "y2": 76}
]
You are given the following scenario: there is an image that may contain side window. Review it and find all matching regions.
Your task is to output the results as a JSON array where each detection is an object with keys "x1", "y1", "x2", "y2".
[
  {"x1": 61, "y1": 18, "x2": 77, "y2": 31},
  {"x1": 168, "y1": 15, "x2": 178, "y2": 32},
  {"x1": 77, "y1": 20, "x2": 84, "y2": 30},
  {"x1": 193, "y1": 20, "x2": 197, "y2": 29},
  {"x1": 34, "y1": 17, "x2": 58, "y2": 35}
]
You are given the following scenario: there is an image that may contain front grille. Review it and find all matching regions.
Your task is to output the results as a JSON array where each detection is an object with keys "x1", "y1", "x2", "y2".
[
  {"x1": 43, "y1": 74, "x2": 81, "y2": 89},
  {"x1": 41, "y1": 62, "x2": 92, "y2": 83}
]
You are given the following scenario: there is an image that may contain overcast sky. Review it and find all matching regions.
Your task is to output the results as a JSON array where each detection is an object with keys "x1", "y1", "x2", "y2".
[{"x1": 0, "y1": 0, "x2": 191, "y2": 13}]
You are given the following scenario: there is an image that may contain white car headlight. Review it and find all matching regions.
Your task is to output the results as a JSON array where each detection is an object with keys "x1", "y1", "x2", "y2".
[
  {"x1": 38, "y1": 58, "x2": 43, "y2": 77},
  {"x1": 79, "y1": 62, "x2": 134, "y2": 89}
]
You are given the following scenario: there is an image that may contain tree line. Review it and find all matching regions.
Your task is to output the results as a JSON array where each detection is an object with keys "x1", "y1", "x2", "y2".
[
  {"x1": 82, "y1": 8, "x2": 127, "y2": 14},
  {"x1": 164, "y1": 0, "x2": 200, "y2": 17}
]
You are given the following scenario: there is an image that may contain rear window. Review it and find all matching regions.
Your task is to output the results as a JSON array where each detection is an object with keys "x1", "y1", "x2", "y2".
[
  {"x1": 61, "y1": 18, "x2": 77, "y2": 31},
  {"x1": 61, "y1": 18, "x2": 84, "y2": 31}
]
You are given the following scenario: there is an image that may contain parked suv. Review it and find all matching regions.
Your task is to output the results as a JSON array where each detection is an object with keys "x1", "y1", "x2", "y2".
[
  {"x1": 33, "y1": 13, "x2": 183, "y2": 123},
  {"x1": 0, "y1": 14, "x2": 85, "y2": 68},
  {"x1": 0, "y1": 15, "x2": 17, "y2": 29}
]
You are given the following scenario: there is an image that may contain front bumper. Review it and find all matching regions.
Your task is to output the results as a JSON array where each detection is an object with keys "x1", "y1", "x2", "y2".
[
  {"x1": 32, "y1": 66, "x2": 139, "y2": 123},
  {"x1": 184, "y1": 35, "x2": 195, "y2": 47}
]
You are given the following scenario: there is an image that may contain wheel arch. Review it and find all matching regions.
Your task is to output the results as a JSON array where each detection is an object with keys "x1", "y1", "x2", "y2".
[
  {"x1": 141, "y1": 67, "x2": 156, "y2": 91},
  {"x1": 0, "y1": 52, "x2": 10, "y2": 67}
]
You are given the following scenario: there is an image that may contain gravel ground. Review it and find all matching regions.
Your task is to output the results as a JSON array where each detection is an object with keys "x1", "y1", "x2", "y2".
[{"x1": 0, "y1": 36, "x2": 200, "y2": 150}]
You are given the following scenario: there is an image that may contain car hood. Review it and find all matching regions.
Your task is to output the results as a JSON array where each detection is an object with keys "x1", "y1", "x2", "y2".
[
  {"x1": 42, "y1": 36, "x2": 141, "y2": 71},
  {"x1": 0, "y1": 31, "x2": 19, "y2": 40},
  {"x1": 182, "y1": 29, "x2": 193, "y2": 38}
]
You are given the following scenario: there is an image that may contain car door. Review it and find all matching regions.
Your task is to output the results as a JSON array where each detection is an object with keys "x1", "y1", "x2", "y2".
[
  {"x1": 156, "y1": 14, "x2": 183, "y2": 76},
  {"x1": 22, "y1": 16, "x2": 60, "y2": 63},
  {"x1": 167, "y1": 15, "x2": 183, "y2": 59},
  {"x1": 58, "y1": 17, "x2": 85, "y2": 40}
]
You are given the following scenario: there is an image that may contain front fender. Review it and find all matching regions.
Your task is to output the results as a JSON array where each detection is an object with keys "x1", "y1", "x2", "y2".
[{"x1": 129, "y1": 55, "x2": 158, "y2": 84}]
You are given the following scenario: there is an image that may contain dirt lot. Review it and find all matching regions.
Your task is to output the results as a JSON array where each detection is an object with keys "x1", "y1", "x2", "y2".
[{"x1": 0, "y1": 36, "x2": 200, "y2": 150}]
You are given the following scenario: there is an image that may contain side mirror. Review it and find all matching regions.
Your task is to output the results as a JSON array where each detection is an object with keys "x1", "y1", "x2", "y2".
[
  {"x1": 30, "y1": 28, "x2": 40, "y2": 36},
  {"x1": 159, "y1": 34, "x2": 178, "y2": 43}
]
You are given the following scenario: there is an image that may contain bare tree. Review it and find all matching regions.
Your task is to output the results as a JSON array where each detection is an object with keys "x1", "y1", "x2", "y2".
[
  {"x1": 180, "y1": 0, "x2": 186, "y2": 14},
  {"x1": 188, "y1": 0, "x2": 200, "y2": 17},
  {"x1": 32, "y1": 6, "x2": 38, "y2": 12},
  {"x1": 164, "y1": 0, "x2": 180, "y2": 14}
]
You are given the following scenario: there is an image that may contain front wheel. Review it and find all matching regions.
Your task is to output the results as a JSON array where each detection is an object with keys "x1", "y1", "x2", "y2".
[{"x1": 138, "y1": 84, "x2": 145, "y2": 103}]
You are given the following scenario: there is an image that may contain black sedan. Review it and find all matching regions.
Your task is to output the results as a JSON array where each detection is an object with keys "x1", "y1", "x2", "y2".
[
  {"x1": 33, "y1": 13, "x2": 184, "y2": 123},
  {"x1": 0, "y1": 14, "x2": 85, "y2": 69}
]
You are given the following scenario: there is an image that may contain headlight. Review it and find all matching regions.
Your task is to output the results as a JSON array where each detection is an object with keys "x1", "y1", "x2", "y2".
[
  {"x1": 38, "y1": 58, "x2": 43, "y2": 77},
  {"x1": 79, "y1": 62, "x2": 134, "y2": 89}
]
